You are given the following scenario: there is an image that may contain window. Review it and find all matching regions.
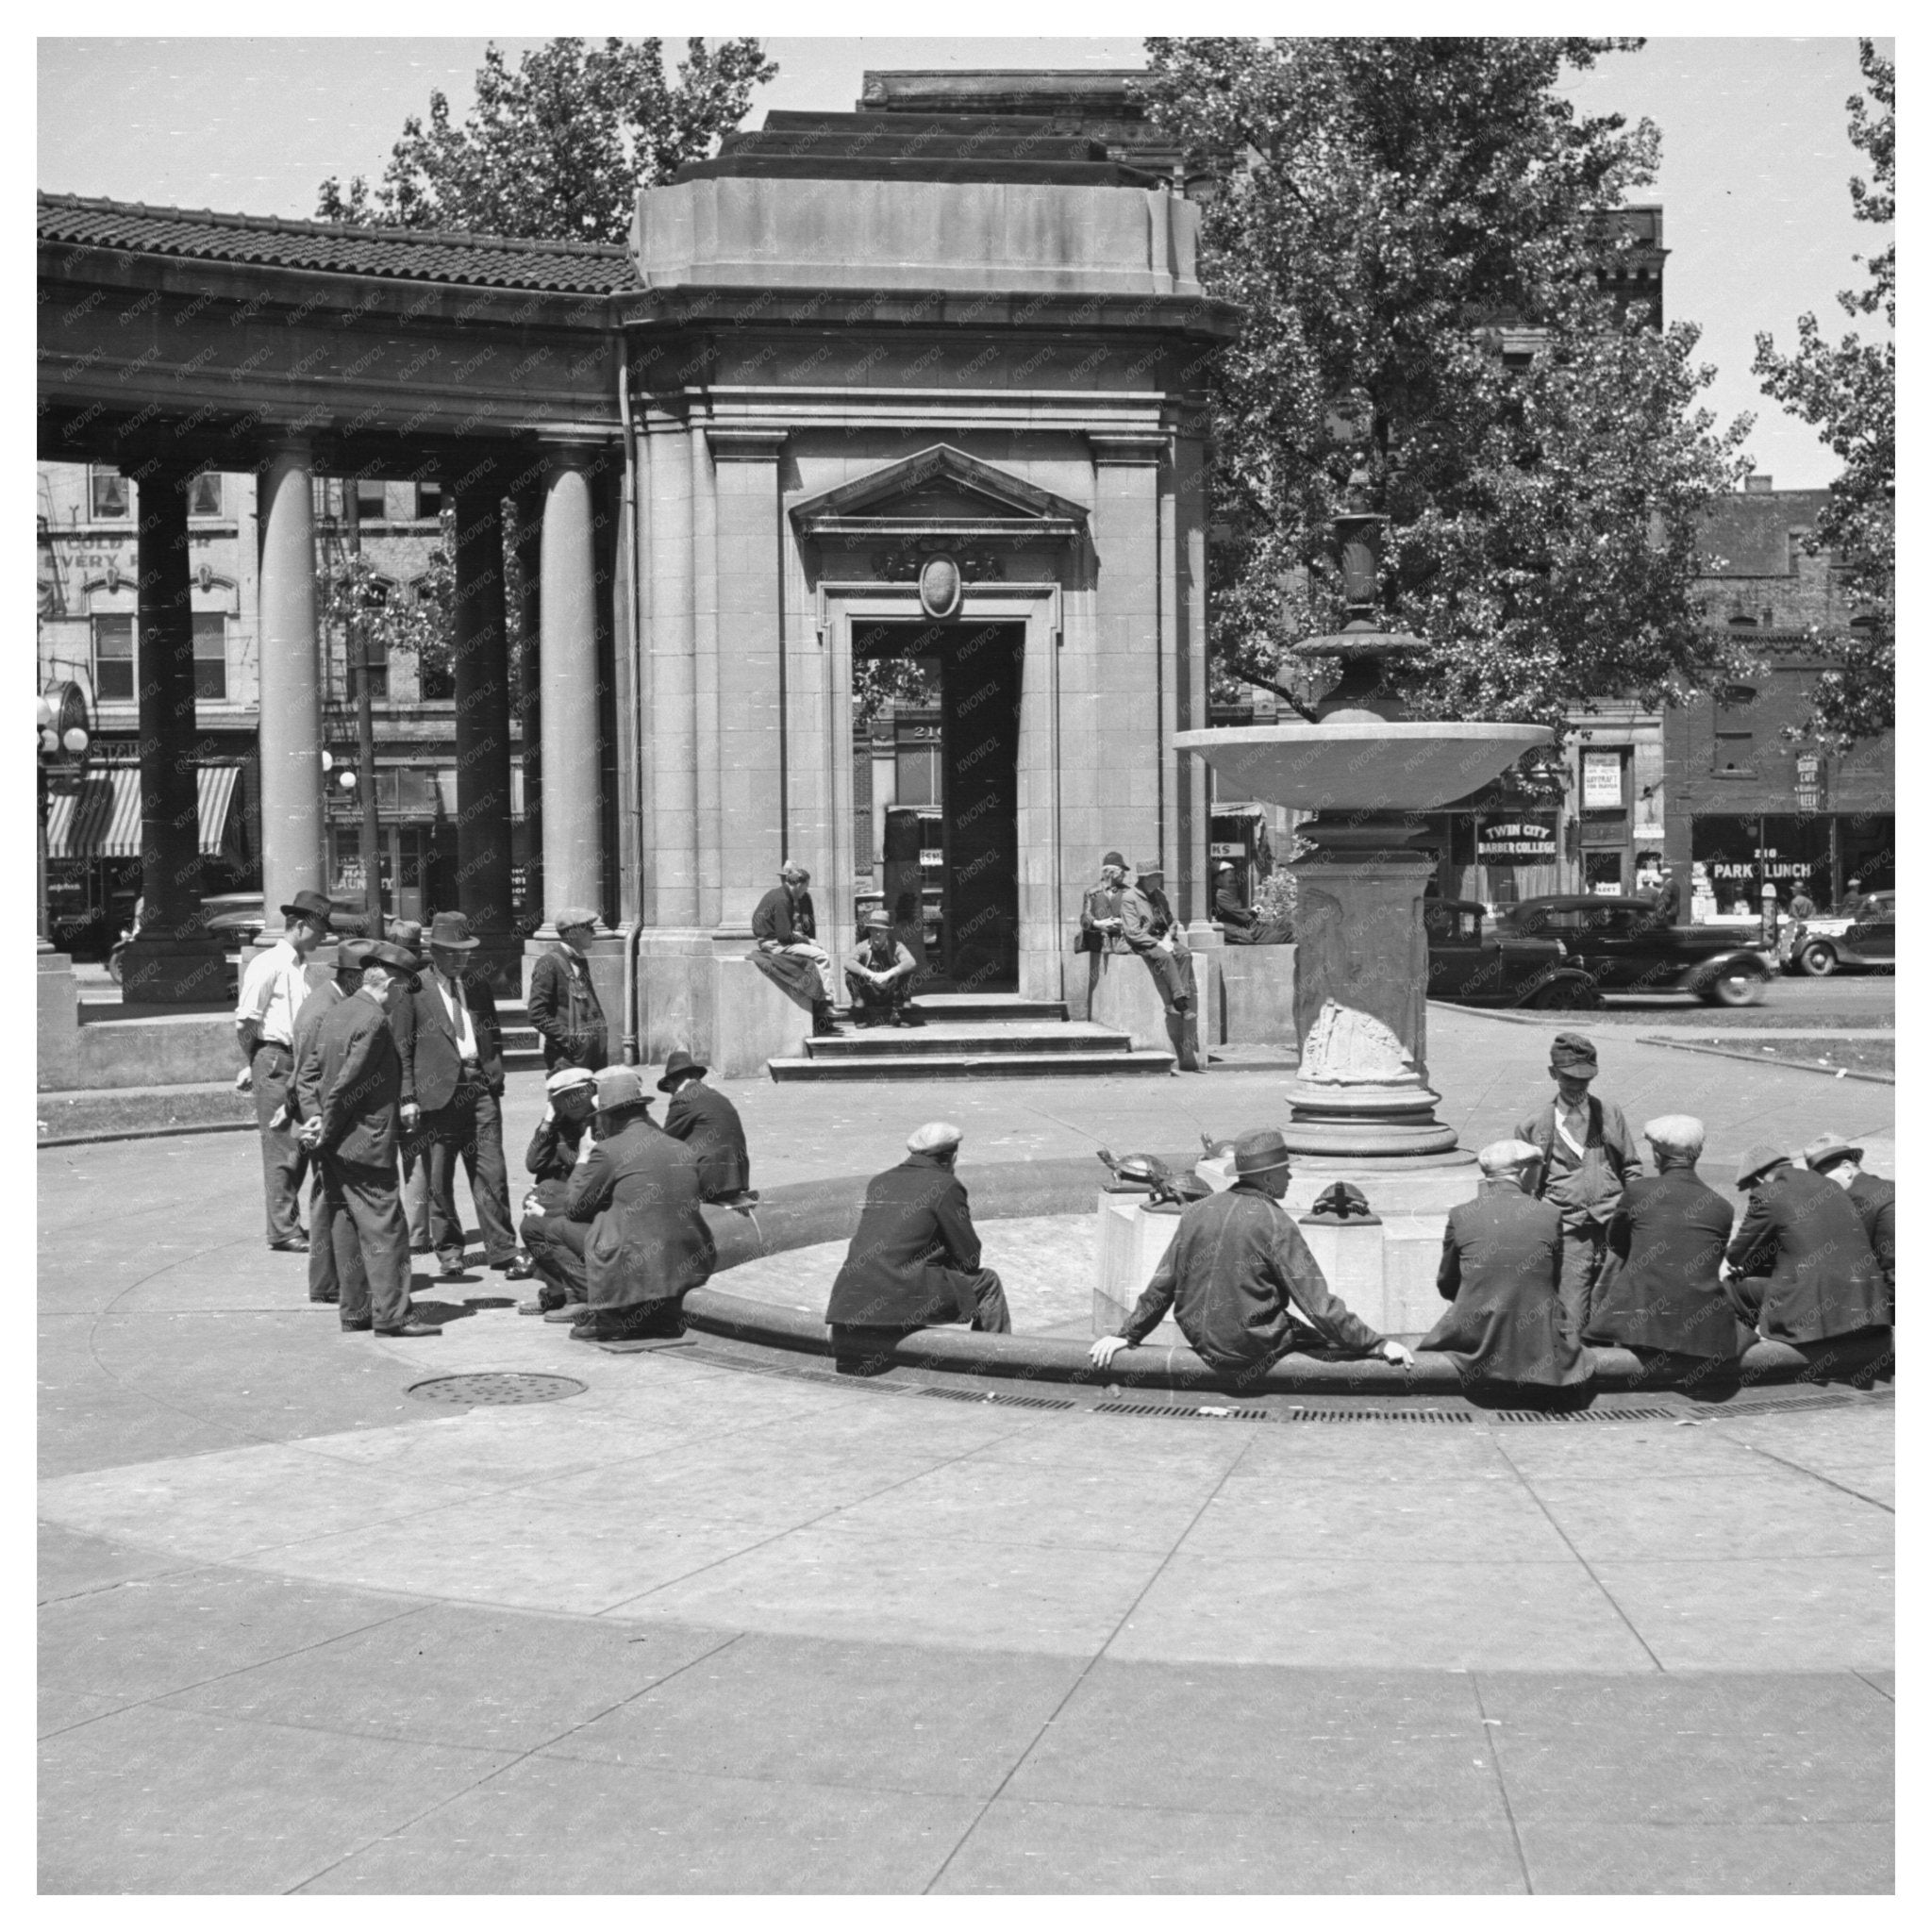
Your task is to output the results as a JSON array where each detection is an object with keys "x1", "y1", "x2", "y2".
[
  {"x1": 193, "y1": 613, "x2": 226, "y2": 701},
  {"x1": 1712, "y1": 684, "x2": 1757, "y2": 777},
  {"x1": 90, "y1": 470, "x2": 131, "y2": 520},
  {"x1": 895, "y1": 743, "x2": 941, "y2": 808},
  {"x1": 92, "y1": 614, "x2": 134, "y2": 701},
  {"x1": 186, "y1": 473, "x2": 224, "y2": 518},
  {"x1": 354, "y1": 479, "x2": 387, "y2": 522},
  {"x1": 415, "y1": 480, "x2": 442, "y2": 519}
]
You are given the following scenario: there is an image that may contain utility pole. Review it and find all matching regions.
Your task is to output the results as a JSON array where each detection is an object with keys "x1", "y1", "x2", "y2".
[{"x1": 343, "y1": 481, "x2": 384, "y2": 934}]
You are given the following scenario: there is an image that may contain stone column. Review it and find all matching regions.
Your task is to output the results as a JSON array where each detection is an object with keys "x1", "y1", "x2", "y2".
[
  {"x1": 510, "y1": 488, "x2": 544, "y2": 924},
  {"x1": 646, "y1": 421, "x2": 698, "y2": 926},
  {"x1": 1088, "y1": 434, "x2": 1164, "y2": 878},
  {"x1": 451, "y1": 480, "x2": 517, "y2": 986},
  {"x1": 537, "y1": 446, "x2": 604, "y2": 924},
  {"x1": 256, "y1": 446, "x2": 324, "y2": 930},
  {"x1": 122, "y1": 459, "x2": 225, "y2": 1004}
]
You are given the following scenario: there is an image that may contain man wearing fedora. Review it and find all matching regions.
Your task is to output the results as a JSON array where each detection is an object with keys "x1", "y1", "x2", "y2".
[
  {"x1": 302, "y1": 940, "x2": 440, "y2": 1337},
  {"x1": 1722, "y1": 1143, "x2": 1887, "y2": 1345},
  {"x1": 526, "y1": 908, "x2": 608, "y2": 1073},
  {"x1": 1119, "y1": 858, "x2": 1203, "y2": 1074},
  {"x1": 1091, "y1": 1129, "x2": 1412, "y2": 1380},
  {"x1": 511, "y1": 1064, "x2": 600, "y2": 1313},
  {"x1": 291, "y1": 937, "x2": 374, "y2": 1310},
  {"x1": 1804, "y1": 1133, "x2": 1895, "y2": 1322},
  {"x1": 1515, "y1": 1031, "x2": 1641, "y2": 1340},
  {"x1": 393, "y1": 911, "x2": 516, "y2": 1276},
  {"x1": 844, "y1": 909, "x2": 920, "y2": 1028},
  {"x1": 658, "y1": 1050, "x2": 752, "y2": 1202},
  {"x1": 235, "y1": 888, "x2": 334, "y2": 1250},
  {"x1": 387, "y1": 917, "x2": 433, "y2": 1255}
]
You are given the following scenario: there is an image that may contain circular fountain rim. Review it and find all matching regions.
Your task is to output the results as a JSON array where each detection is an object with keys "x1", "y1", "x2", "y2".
[{"x1": 1174, "y1": 720, "x2": 1554, "y2": 747}]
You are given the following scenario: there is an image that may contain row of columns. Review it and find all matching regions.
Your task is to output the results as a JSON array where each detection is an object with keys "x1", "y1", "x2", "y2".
[{"x1": 123, "y1": 439, "x2": 610, "y2": 1001}]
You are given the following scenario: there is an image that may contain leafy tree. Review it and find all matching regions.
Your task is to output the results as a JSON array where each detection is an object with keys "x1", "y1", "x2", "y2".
[
  {"x1": 1752, "y1": 39, "x2": 1893, "y2": 746},
  {"x1": 1136, "y1": 38, "x2": 1752, "y2": 731},
  {"x1": 317, "y1": 37, "x2": 776, "y2": 243}
]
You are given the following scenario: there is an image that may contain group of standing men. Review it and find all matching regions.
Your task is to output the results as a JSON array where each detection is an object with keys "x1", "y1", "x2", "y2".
[{"x1": 236, "y1": 893, "x2": 751, "y2": 1343}]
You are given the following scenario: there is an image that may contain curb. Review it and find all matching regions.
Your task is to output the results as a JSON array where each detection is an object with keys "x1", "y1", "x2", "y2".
[
  {"x1": 1635, "y1": 1034, "x2": 1894, "y2": 1086},
  {"x1": 38, "y1": 1118, "x2": 258, "y2": 1150}
]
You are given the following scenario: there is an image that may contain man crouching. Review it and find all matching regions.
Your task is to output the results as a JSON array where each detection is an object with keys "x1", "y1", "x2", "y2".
[
  {"x1": 826, "y1": 1122, "x2": 1010, "y2": 1363},
  {"x1": 1089, "y1": 1129, "x2": 1412, "y2": 1382}
]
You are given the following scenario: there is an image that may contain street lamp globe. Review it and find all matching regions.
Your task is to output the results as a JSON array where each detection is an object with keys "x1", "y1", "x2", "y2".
[
  {"x1": 61, "y1": 726, "x2": 89, "y2": 755},
  {"x1": 338, "y1": 769, "x2": 358, "y2": 791},
  {"x1": 40, "y1": 728, "x2": 60, "y2": 754}
]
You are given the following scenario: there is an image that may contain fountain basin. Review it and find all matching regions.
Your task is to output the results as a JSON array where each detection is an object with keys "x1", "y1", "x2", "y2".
[{"x1": 1173, "y1": 721, "x2": 1552, "y2": 813}]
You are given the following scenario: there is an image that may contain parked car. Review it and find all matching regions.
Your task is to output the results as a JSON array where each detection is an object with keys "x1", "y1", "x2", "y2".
[
  {"x1": 198, "y1": 893, "x2": 374, "y2": 951},
  {"x1": 1494, "y1": 894, "x2": 1774, "y2": 1007},
  {"x1": 1425, "y1": 899, "x2": 1600, "y2": 1010},
  {"x1": 1778, "y1": 891, "x2": 1895, "y2": 976}
]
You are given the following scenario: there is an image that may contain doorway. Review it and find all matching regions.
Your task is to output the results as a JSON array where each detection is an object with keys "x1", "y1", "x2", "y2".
[{"x1": 853, "y1": 619, "x2": 1024, "y2": 991}]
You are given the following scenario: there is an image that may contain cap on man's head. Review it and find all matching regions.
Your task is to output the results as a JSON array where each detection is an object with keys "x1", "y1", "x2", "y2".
[
  {"x1": 1549, "y1": 1031, "x2": 1598, "y2": 1075},
  {"x1": 907, "y1": 1121, "x2": 964, "y2": 1156},
  {"x1": 1232, "y1": 1127, "x2": 1292, "y2": 1177},
  {"x1": 1735, "y1": 1143, "x2": 1791, "y2": 1191},
  {"x1": 1215, "y1": 860, "x2": 1235, "y2": 874},
  {"x1": 1101, "y1": 850, "x2": 1126, "y2": 870},
  {"x1": 387, "y1": 919, "x2": 424, "y2": 949},
  {"x1": 658, "y1": 1049, "x2": 708, "y2": 1093},
  {"x1": 280, "y1": 889, "x2": 334, "y2": 928},
  {"x1": 335, "y1": 938, "x2": 376, "y2": 974},
  {"x1": 863, "y1": 908, "x2": 891, "y2": 929},
  {"x1": 1801, "y1": 1131, "x2": 1863, "y2": 1174},
  {"x1": 363, "y1": 940, "x2": 418, "y2": 973},
  {"x1": 554, "y1": 907, "x2": 600, "y2": 933},
  {"x1": 425, "y1": 910, "x2": 479, "y2": 952},
  {"x1": 545, "y1": 1065, "x2": 596, "y2": 1097},
  {"x1": 593, "y1": 1065, "x2": 647, "y2": 1111},
  {"x1": 779, "y1": 861, "x2": 809, "y2": 882},
  {"x1": 1135, "y1": 858, "x2": 1163, "y2": 877},
  {"x1": 1642, "y1": 1114, "x2": 1706, "y2": 1157},
  {"x1": 1477, "y1": 1138, "x2": 1543, "y2": 1176}
]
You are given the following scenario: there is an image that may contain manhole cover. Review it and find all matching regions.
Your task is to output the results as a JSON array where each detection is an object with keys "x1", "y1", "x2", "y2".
[{"x1": 407, "y1": 1372, "x2": 587, "y2": 1407}]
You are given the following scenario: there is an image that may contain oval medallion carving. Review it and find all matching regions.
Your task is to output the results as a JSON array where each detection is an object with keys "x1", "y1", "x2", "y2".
[{"x1": 918, "y1": 554, "x2": 962, "y2": 620}]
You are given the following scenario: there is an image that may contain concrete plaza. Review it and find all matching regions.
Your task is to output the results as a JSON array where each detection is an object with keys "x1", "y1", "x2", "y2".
[{"x1": 39, "y1": 1006, "x2": 1894, "y2": 1893}]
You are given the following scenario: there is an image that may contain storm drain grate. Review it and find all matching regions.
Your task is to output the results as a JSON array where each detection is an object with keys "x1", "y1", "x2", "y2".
[
  {"x1": 1485, "y1": 1405, "x2": 1682, "y2": 1424},
  {"x1": 1699, "y1": 1392, "x2": 1856, "y2": 1418},
  {"x1": 408, "y1": 1372, "x2": 588, "y2": 1407},
  {"x1": 1276, "y1": 1407, "x2": 1473, "y2": 1424},
  {"x1": 920, "y1": 1386, "x2": 1076, "y2": 1411},
  {"x1": 1093, "y1": 1402, "x2": 1273, "y2": 1421}
]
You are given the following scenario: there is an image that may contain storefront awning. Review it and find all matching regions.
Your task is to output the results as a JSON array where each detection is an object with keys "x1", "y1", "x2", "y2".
[{"x1": 44, "y1": 763, "x2": 240, "y2": 860}]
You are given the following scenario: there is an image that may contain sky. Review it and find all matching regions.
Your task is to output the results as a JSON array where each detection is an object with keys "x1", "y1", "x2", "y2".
[{"x1": 36, "y1": 35, "x2": 1891, "y2": 489}]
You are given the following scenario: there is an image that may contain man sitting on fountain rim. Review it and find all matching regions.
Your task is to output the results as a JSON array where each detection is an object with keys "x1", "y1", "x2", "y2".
[{"x1": 1090, "y1": 1128, "x2": 1413, "y2": 1382}]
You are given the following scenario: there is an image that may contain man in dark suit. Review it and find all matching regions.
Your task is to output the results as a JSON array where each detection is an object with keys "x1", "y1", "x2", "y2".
[
  {"x1": 1423, "y1": 1139, "x2": 1594, "y2": 1390},
  {"x1": 658, "y1": 1049, "x2": 752, "y2": 1201},
  {"x1": 1724, "y1": 1143, "x2": 1888, "y2": 1343},
  {"x1": 1804, "y1": 1133, "x2": 1895, "y2": 1322},
  {"x1": 750, "y1": 862, "x2": 840, "y2": 1037},
  {"x1": 393, "y1": 910, "x2": 516, "y2": 1276},
  {"x1": 510, "y1": 1065, "x2": 599, "y2": 1314},
  {"x1": 525, "y1": 907, "x2": 608, "y2": 1072},
  {"x1": 1585, "y1": 1115, "x2": 1749, "y2": 1367},
  {"x1": 291, "y1": 940, "x2": 369, "y2": 1310},
  {"x1": 827, "y1": 1123, "x2": 1010, "y2": 1349},
  {"x1": 301, "y1": 941, "x2": 439, "y2": 1337},
  {"x1": 565, "y1": 1066, "x2": 716, "y2": 1343}
]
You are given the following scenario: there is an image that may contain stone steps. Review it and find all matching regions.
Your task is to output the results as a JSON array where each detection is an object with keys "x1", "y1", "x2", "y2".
[{"x1": 769, "y1": 1048, "x2": 1176, "y2": 1082}]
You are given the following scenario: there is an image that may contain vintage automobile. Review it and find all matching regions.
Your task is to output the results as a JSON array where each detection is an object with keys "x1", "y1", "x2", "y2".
[
  {"x1": 1495, "y1": 894, "x2": 1774, "y2": 1007},
  {"x1": 1778, "y1": 890, "x2": 1895, "y2": 976},
  {"x1": 1424, "y1": 899, "x2": 1600, "y2": 1010}
]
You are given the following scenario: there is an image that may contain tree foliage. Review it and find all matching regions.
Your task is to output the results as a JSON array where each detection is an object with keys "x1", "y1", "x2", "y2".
[
  {"x1": 317, "y1": 37, "x2": 776, "y2": 243},
  {"x1": 1137, "y1": 38, "x2": 1752, "y2": 731},
  {"x1": 1752, "y1": 39, "x2": 1893, "y2": 746}
]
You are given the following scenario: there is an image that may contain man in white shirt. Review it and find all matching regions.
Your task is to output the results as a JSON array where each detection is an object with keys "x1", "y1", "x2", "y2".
[{"x1": 234, "y1": 889, "x2": 333, "y2": 1250}]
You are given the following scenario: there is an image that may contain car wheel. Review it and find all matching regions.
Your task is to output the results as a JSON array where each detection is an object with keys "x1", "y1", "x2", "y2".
[
  {"x1": 1795, "y1": 941, "x2": 1837, "y2": 977},
  {"x1": 1527, "y1": 978, "x2": 1588, "y2": 1011},
  {"x1": 1705, "y1": 968, "x2": 1768, "y2": 1008}
]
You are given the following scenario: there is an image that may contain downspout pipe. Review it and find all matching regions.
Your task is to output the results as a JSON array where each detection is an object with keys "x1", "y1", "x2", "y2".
[{"x1": 618, "y1": 352, "x2": 646, "y2": 1064}]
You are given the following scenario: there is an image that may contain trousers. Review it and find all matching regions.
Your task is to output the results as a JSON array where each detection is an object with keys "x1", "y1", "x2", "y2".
[
  {"x1": 422, "y1": 1077, "x2": 517, "y2": 1266},
  {"x1": 1557, "y1": 1221, "x2": 1607, "y2": 1339},
  {"x1": 521, "y1": 1210, "x2": 590, "y2": 1305},
  {"x1": 251, "y1": 1041, "x2": 308, "y2": 1243},
  {"x1": 401, "y1": 1137, "x2": 431, "y2": 1250},
  {"x1": 321, "y1": 1154, "x2": 413, "y2": 1330},
  {"x1": 308, "y1": 1165, "x2": 367, "y2": 1306}
]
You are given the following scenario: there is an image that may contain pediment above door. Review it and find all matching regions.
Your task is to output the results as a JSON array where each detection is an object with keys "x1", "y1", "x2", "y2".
[{"x1": 789, "y1": 444, "x2": 1088, "y2": 546}]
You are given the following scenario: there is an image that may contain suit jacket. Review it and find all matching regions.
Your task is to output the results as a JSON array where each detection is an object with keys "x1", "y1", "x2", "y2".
[
  {"x1": 1725, "y1": 1165, "x2": 1887, "y2": 1343},
  {"x1": 315, "y1": 990, "x2": 405, "y2": 1168},
  {"x1": 291, "y1": 980, "x2": 344, "y2": 1123},
  {"x1": 525, "y1": 947, "x2": 607, "y2": 1072},
  {"x1": 1422, "y1": 1185, "x2": 1593, "y2": 1386},
  {"x1": 1845, "y1": 1174, "x2": 1895, "y2": 1291},
  {"x1": 394, "y1": 969, "x2": 505, "y2": 1110},
  {"x1": 826, "y1": 1153, "x2": 987, "y2": 1328},
  {"x1": 1587, "y1": 1169, "x2": 1747, "y2": 1357},
  {"x1": 661, "y1": 1080, "x2": 751, "y2": 1201},
  {"x1": 751, "y1": 885, "x2": 816, "y2": 947},
  {"x1": 565, "y1": 1113, "x2": 714, "y2": 1311}
]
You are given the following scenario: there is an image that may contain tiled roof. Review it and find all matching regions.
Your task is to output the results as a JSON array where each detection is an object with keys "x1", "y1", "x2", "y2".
[{"x1": 37, "y1": 193, "x2": 636, "y2": 296}]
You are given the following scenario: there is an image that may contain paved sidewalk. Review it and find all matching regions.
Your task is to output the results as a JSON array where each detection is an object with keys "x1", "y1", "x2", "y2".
[{"x1": 38, "y1": 1006, "x2": 1894, "y2": 1893}]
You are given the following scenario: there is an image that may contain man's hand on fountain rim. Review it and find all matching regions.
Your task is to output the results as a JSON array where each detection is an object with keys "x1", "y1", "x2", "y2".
[
  {"x1": 1089, "y1": 1334, "x2": 1132, "y2": 1369},
  {"x1": 1377, "y1": 1339, "x2": 1414, "y2": 1366}
]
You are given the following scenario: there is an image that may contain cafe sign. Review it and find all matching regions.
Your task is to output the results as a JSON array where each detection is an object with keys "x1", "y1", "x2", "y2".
[{"x1": 1476, "y1": 815, "x2": 1557, "y2": 862}]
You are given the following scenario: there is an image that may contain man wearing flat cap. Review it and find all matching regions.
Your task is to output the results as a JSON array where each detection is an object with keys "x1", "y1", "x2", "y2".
[
  {"x1": 658, "y1": 1050, "x2": 752, "y2": 1203},
  {"x1": 1079, "y1": 851, "x2": 1130, "y2": 955},
  {"x1": 510, "y1": 1065, "x2": 600, "y2": 1312},
  {"x1": 1422, "y1": 1141, "x2": 1594, "y2": 1390},
  {"x1": 1583, "y1": 1117, "x2": 1749, "y2": 1368},
  {"x1": 235, "y1": 887, "x2": 335, "y2": 1250},
  {"x1": 564, "y1": 1066, "x2": 715, "y2": 1342},
  {"x1": 304, "y1": 941, "x2": 440, "y2": 1337},
  {"x1": 844, "y1": 909, "x2": 921, "y2": 1029},
  {"x1": 1515, "y1": 1031, "x2": 1641, "y2": 1339},
  {"x1": 526, "y1": 908, "x2": 608, "y2": 1074},
  {"x1": 1091, "y1": 1129, "x2": 1411, "y2": 1379},
  {"x1": 751, "y1": 862, "x2": 841, "y2": 1038},
  {"x1": 291, "y1": 938, "x2": 375, "y2": 1311},
  {"x1": 1119, "y1": 858, "x2": 1202, "y2": 1074},
  {"x1": 1723, "y1": 1142, "x2": 1887, "y2": 1345},
  {"x1": 827, "y1": 1123, "x2": 1010, "y2": 1346},
  {"x1": 1804, "y1": 1133, "x2": 1895, "y2": 1323}
]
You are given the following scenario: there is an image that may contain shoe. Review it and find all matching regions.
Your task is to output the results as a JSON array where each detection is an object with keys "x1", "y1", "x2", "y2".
[
  {"x1": 375, "y1": 1321, "x2": 442, "y2": 1338},
  {"x1": 439, "y1": 1256, "x2": 468, "y2": 1278},
  {"x1": 270, "y1": 1237, "x2": 310, "y2": 1254},
  {"x1": 568, "y1": 1320, "x2": 599, "y2": 1344},
  {"x1": 308, "y1": 1293, "x2": 340, "y2": 1306},
  {"x1": 517, "y1": 1299, "x2": 546, "y2": 1316},
  {"x1": 893, "y1": 1012, "x2": 924, "y2": 1028},
  {"x1": 542, "y1": 1305, "x2": 587, "y2": 1324},
  {"x1": 340, "y1": 1318, "x2": 373, "y2": 1332},
  {"x1": 504, "y1": 1256, "x2": 536, "y2": 1280}
]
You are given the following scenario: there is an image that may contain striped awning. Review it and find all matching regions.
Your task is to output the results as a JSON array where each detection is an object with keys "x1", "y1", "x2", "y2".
[{"x1": 44, "y1": 763, "x2": 240, "y2": 860}]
